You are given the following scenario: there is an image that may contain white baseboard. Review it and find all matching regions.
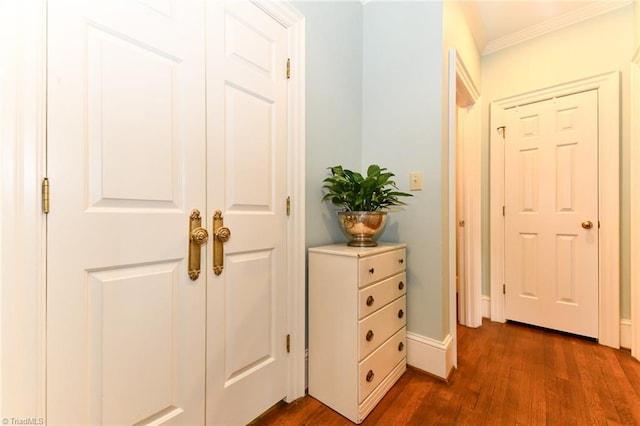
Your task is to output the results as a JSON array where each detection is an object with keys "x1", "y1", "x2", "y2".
[
  {"x1": 306, "y1": 332, "x2": 455, "y2": 386},
  {"x1": 481, "y1": 295, "x2": 491, "y2": 318},
  {"x1": 480, "y1": 295, "x2": 631, "y2": 350},
  {"x1": 621, "y1": 319, "x2": 631, "y2": 349},
  {"x1": 306, "y1": 318, "x2": 630, "y2": 388},
  {"x1": 406, "y1": 332, "x2": 454, "y2": 380}
]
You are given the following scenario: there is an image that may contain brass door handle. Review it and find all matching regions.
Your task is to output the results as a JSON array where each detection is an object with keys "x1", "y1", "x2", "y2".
[
  {"x1": 581, "y1": 220, "x2": 594, "y2": 230},
  {"x1": 188, "y1": 210, "x2": 208, "y2": 280},
  {"x1": 213, "y1": 210, "x2": 231, "y2": 275}
]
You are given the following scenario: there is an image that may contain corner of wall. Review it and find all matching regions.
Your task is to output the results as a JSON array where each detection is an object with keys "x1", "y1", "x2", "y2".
[{"x1": 406, "y1": 332, "x2": 454, "y2": 379}]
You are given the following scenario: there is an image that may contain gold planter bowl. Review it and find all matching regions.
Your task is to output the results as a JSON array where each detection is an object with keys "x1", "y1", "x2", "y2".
[{"x1": 337, "y1": 211, "x2": 387, "y2": 247}]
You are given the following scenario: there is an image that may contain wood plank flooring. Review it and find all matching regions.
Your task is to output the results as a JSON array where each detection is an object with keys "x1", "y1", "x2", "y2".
[{"x1": 252, "y1": 319, "x2": 640, "y2": 425}]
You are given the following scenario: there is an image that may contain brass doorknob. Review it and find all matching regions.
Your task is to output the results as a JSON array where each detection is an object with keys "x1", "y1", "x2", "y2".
[
  {"x1": 581, "y1": 221, "x2": 594, "y2": 230},
  {"x1": 191, "y1": 227, "x2": 209, "y2": 245},
  {"x1": 215, "y1": 226, "x2": 231, "y2": 242}
]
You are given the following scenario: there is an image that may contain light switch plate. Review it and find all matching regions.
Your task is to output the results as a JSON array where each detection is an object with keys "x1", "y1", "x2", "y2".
[{"x1": 409, "y1": 171, "x2": 423, "y2": 191}]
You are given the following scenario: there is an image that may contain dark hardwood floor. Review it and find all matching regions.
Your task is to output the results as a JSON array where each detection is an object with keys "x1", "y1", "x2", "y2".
[{"x1": 252, "y1": 319, "x2": 640, "y2": 425}]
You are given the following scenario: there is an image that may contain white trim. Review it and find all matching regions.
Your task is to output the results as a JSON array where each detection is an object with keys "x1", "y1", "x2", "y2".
[
  {"x1": 447, "y1": 49, "x2": 458, "y2": 370},
  {"x1": 481, "y1": 296, "x2": 491, "y2": 319},
  {"x1": 453, "y1": 50, "x2": 482, "y2": 329},
  {"x1": 621, "y1": 319, "x2": 632, "y2": 350},
  {"x1": 483, "y1": 1, "x2": 632, "y2": 55},
  {"x1": 631, "y1": 46, "x2": 640, "y2": 360},
  {"x1": 0, "y1": 0, "x2": 47, "y2": 418},
  {"x1": 489, "y1": 71, "x2": 621, "y2": 348},
  {"x1": 489, "y1": 101, "x2": 506, "y2": 323},
  {"x1": 246, "y1": 0, "x2": 308, "y2": 404},
  {"x1": 406, "y1": 332, "x2": 454, "y2": 380},
  {"x1": 455, "y1": 53, "x2": 480, "y2": 105}
]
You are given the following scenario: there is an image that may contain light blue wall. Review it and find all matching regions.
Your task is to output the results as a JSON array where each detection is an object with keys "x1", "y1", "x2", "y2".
[
  {"x1": 362, "y1": 1, "x2": 446, "y2": 340},
  {"x1": 293, "y1": 1, "x2": 364, "y2": 249},
  {"x1": 296, "y1": 1, "x2": 448, "y2": 343}
]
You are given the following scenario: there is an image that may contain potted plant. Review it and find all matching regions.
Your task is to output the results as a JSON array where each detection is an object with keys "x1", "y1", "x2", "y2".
[{"x1": 322, "y1": 164, "x2": 412, "y2": 247}]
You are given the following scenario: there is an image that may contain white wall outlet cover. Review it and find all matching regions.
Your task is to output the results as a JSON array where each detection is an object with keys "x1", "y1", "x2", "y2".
[{"x1": 409, "y1": 171, "x2": 423, "y2": 191}]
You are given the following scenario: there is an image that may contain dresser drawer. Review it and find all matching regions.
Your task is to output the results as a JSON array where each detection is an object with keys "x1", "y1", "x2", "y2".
[
  {"x1": 358, "y1": 296, "x2": 406, "y2": 360},
  {"x1": 358, "y1": 272, "x2": 406, "y2": 319},
  {"x1": 358, "y1": 248, "x2": 406, "y2": 288},
  {"x1": 358, "y1": 327, "x2": 406, "y2": 404}
]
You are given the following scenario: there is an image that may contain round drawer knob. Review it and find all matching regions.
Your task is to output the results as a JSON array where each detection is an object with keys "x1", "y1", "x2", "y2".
[
  {"x1": 398, "y1": 342, "x2": 405, "y2": 352},
  {"x1": 398, "y1": 309, "x2": 404, "y2": 319},
  {"x1": 369, "y1": 268, "x2": 375, "y2": 274},
  {"x1": 366, "y1": 295, "x2": 375, "y2": 307},
  {"x1": 366, "y1": 370, "x2": 375, "y2": 382},
  {"x1": 398, "y1": 281, "x2": 405, "y2": 290},
  {"x1": 399, "y1": 258, "x2": 404, "y2": 264},
  {"x1": 366, "y1": 330, "x2": 374, "y2": 341}
]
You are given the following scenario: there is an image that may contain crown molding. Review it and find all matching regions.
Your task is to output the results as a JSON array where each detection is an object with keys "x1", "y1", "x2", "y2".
[{"x1": 483, "y1": 0, "x2": 632, "y2": 55}]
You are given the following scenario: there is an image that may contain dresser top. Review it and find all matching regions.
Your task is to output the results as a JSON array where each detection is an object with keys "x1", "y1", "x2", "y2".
[{"x1": 308, "y1": 242, "x2": 406, "y2": 257}]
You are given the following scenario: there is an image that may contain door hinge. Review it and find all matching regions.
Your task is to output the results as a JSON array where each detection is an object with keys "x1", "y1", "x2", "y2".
[
  {"x1": 502, "y1": 205, "x2": 505, "y2": 216},
  {"x1": 503, "y1": 284, "x2": 506, "y2": 294},
  {"x1": 286, "y1": 334, "x2": 291, "y2": 353},
  {"x1": 286, "y1": 58, "x2": 291, "y2": 79},
  {"x1": 42, "y1": 177, "x2": 50, "y2": 214},
  {"x1": 286, "y1": 196, "x2": 291, "y2": 216}
]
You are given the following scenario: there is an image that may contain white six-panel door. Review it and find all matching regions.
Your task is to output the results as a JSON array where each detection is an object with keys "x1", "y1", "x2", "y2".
[
  {"x1": 504, "y1": 90, "x2": 599, "y2": 338},
  {"x1": 47, "y1": 1, "x2": 207, "y2": 424},
  {"x1": 205, "y1": 3, "x2": 290, "y2": 424}
]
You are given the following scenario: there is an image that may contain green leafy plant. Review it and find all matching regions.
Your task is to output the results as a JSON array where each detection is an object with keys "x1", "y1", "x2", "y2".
[{"x1": 322, "y1": 164, "x2": 413, "y2": 212}]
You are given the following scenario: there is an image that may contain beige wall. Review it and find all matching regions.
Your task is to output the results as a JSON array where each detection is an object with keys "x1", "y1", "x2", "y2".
[
  {"x1": 442, "y1": 0, "x2": 482, "y2": 333},
  {"x1": 443, "y1": 0, "x2": 481, "y2": 88},
  {"x1": 635, "y1": 0, "x2": 640, "y2": 47},
  {"x1": 481, "y1": 5, "x2": 634, "y2": 318}
]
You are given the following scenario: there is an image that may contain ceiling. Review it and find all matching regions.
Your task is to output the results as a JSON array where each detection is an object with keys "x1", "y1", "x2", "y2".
[{"x1": 462, "y1": 0, "x2": 632, "y2": 54}]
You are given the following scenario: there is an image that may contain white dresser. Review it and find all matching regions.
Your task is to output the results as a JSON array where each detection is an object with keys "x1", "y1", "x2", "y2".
[{"x1": 308, "y1": 243, "x2": 407, "y2": 423}]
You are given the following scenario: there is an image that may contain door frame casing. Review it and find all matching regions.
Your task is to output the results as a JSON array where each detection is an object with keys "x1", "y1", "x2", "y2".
[
  {"x1": 451, "y1": 49, "x2": 482, "y2": 329},
  {"x1": 630, "y1": 48, "x2": 640, "y2": 360},
  {"x1": 0, "y1": 0, "x2": 47, "y2": 418},
  {"x1": 0, "y1": 0, "x2": 306, "y2": 416},
  {"x1": 447, "y1": 48, "x2": 482, "y2": 376},
  {"x1": 248, "y1": 0, "x2": 307, "y2": 402},
  {"x1": 489, "y1": 71, "x2": 620, "y2": 348}
]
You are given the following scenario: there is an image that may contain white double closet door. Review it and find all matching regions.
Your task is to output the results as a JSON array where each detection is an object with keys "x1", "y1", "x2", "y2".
[{"x1": 47, "y1": 1, "x2": 289, "y2": 424}]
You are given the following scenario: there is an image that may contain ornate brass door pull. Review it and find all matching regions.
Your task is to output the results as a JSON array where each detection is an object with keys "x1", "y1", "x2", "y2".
[
  {"x1": 213, "y1": 210, "x2": 231, "y2": 275},
  {"x1": 188, "y1": 209, "x2": 208, "y2": 280}
]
